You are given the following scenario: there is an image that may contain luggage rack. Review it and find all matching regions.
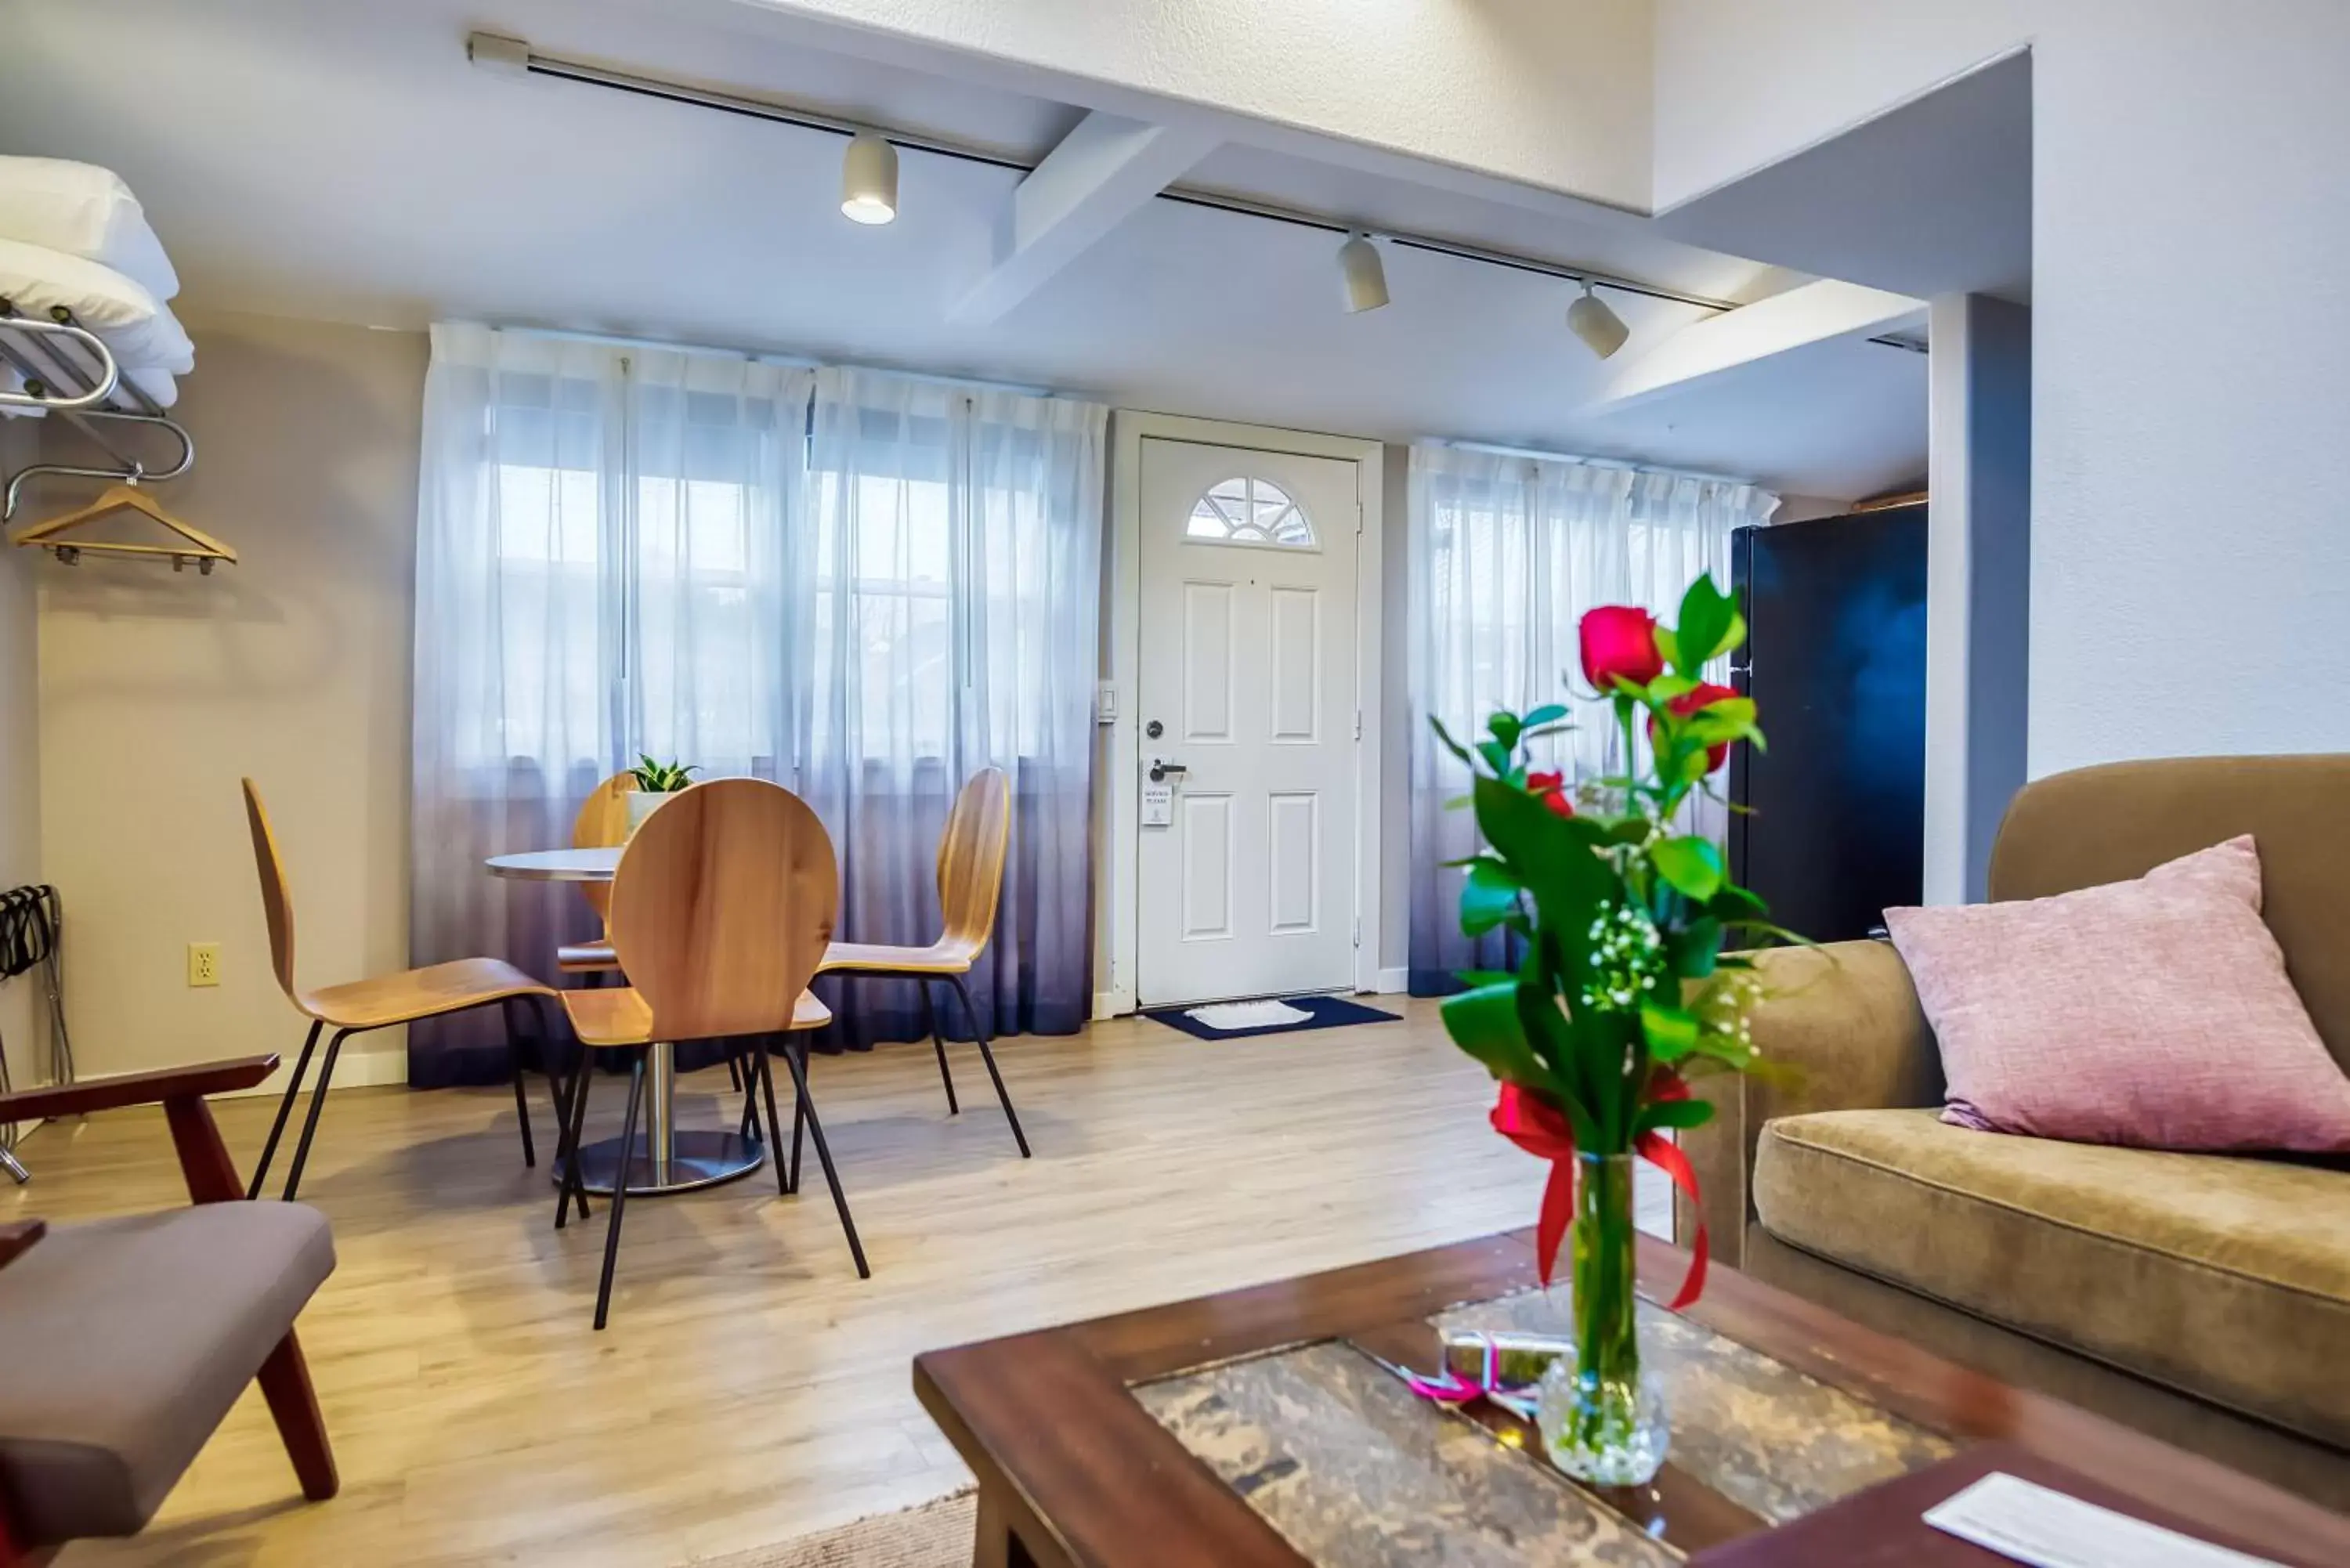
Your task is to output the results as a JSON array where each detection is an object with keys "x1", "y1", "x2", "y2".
[{"x1": 0, "y1": 301, "x2": 195, "y2": 522}]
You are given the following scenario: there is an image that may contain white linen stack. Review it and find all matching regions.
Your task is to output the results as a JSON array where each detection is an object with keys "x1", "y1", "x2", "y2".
[{"x1": 0, "y1": 157, "x2": 188, "y2": 414}]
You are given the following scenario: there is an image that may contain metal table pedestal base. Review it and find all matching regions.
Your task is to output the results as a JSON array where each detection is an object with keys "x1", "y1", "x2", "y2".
[{"x1": 560, "y1": 1129, "x2": 765, "y2": 1196}]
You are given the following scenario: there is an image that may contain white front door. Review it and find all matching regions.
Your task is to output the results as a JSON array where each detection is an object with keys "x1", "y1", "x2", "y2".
[{"x1": 1135, "y1": 437, "x2": 1361, "y2": 1006}]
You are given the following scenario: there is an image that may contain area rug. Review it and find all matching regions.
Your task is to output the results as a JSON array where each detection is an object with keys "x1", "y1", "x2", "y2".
[
  {"x1": 1141, "y1": 992, "x2": 1400, "y2": 1041},
  {"x1": 685, "y1": 1487, "x2": 975, "y2": 1568}
]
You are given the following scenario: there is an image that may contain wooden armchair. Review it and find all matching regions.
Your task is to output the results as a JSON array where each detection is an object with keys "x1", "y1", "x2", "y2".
[{"x1": 0, "y1": 1055, "x2": 338, "y2": 1564}]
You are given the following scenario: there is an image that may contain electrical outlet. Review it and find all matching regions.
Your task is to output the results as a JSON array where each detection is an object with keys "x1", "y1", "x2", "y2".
[{"x1": 187, "y1": 941, "x2": 222, "y2": 988}]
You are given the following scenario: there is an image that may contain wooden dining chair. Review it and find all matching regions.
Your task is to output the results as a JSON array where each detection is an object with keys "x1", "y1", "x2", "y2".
[
  {"x1": 551, "y1": 778, "x2": 866, "y2": 1329},
  {"x1": 554, "y1": 770, "x2": 635, "y2": 980},
  {"x1": 241, "y1": 779, "x2": 564, "y2": 1204},
  {"x1": 816, "y1": 767, "x2": 1029, "y2": 1158}
]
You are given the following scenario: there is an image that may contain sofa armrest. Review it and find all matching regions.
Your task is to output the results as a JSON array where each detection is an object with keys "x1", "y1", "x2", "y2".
[
  {"x1": 0, "y1": 1055, "x2": 277, "y2": 1123},
  {"x1": 0, "y1": 1219, "x2": 44, "y2": 1272},
  {"x1": 1677, "y1": 941, "x2": 1943, "y2": 1266}
]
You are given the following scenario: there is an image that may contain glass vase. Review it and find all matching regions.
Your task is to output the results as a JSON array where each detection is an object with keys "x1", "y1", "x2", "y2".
[{"x1": 1535, "y1": 1151, "x2": 1669, "y2": 1484}]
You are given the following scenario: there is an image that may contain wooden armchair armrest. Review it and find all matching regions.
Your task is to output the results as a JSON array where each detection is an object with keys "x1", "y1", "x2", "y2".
[
  {"x1": 0, "y1": 1054, "x2": 279, "y2": 1206},
  {"x1": 0, "y1": 1219, "x2": 44, "y2": 1272},
  {"x1": 0, "y1": 1055, "x2": 277, "y2": 1124}
]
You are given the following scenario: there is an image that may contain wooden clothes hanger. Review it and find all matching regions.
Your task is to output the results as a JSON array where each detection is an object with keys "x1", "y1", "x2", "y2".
[{"x1": 12, "y1": 482, "x2": 237, "y2": 573}]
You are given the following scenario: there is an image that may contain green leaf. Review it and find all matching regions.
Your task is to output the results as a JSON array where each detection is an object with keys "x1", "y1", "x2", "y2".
[
  {"x1": 1522, "y1": 703, "x2": 1569, "y2": 728},
  {"x1": 1441, "y1": 981, "x2": 1549, "y2": 1086},
  {"x1": 1636, "y1": 1097, "x2": 1716, "y2": 1135},
  {"x1": 1455, "y1": 969, "x2": 1517, "y2": 989},
  {"x1": 1640, "y1": 1002, "x2": 1701, "y2": 1062},
  {"x1": 1487, "y1": 710, "x2": 1522, "y2": 749},
  {"x1": 1706, "y1": 883, "x2": 1768, "y2": 920},
  {"x1": 1600, "y1": 816, "x2": 1651, "y2": 846},
  {"x1": 1475, "y1": 739, "x2": 1513, "y2": 777},
  {"x1": 1647, "y1": 673, "x2": 1698, "y2": 701},
  {"x1": 1665, "y1": 916, "x2": 1723, "y2": 979},
  {"x1": 1459, "y1": 858, "x2": 1524, "y2": 935},
  {"x1": 1429, "y1": 716, "x2": 1477, "y2": 769},
  {"x1": 1650, "y1": 625, "x2": 1681, "y2": 674},
  {"x1": 1673, "y1": 575, "x2": 1737, "y2": 672},
  {"x1": 1650, "y1": 836, "x2": 1725, "y2": 901},
  {"x1": 1472, "y1": 773, "x2": 1612, "y2": 997}
]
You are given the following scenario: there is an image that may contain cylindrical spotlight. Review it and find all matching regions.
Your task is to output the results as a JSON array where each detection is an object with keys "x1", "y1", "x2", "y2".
[
  {"x1": 841, "y1": 132, "x2": 898, "y2": 226},
  {"x1": 1337, "y1": 233, "x2": 1390, "y2": 313},
  {"x1": 1567, "y1": 281, "x2": 1631, "y2": 359}
]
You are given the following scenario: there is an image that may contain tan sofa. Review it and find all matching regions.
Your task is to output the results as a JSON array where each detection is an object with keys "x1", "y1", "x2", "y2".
[{"x1": 1681, "y1": 755, "x2": 2350, "y2": 1508}]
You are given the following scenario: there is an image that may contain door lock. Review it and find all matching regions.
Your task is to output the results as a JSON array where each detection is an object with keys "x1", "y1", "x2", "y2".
[
  {"x1": 1148, "y1": 760, "x2": 1188, "y2": 784},
  {"x1": 1145, "y1": 719, "x2": 1164, "y2": 739}
]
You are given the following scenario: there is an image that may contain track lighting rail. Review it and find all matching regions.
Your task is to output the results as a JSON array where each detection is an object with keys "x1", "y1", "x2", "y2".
[{"x1": 468, "y1": 34, "x2": 1774, "y2": 319}]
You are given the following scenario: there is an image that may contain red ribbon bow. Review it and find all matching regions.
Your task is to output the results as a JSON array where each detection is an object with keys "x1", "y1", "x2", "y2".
[{"x1": 1489, "y1": 1076, "x2": 1709, "y2": 1311}]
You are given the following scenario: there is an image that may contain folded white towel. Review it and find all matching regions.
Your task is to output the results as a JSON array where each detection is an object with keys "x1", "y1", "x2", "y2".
[
  {"x1": 0, "y1": 157, "x2": 177, "y2": 302},
  {"x1": 0, "y1": 237, "x2": 193, "y2": 374}
]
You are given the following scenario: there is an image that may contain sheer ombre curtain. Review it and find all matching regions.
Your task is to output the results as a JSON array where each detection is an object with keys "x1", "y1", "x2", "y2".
[
  {"x1": 793, "y1": 368, "x2": 1104, "y2": 1048},
  {"x1": 409, "y1": 324, "x2": 810, "y2": 1083},
  {"x1": 410, "y1": 331, "x2": 1104, "y2": 1081},
  {"x1": 1405, "y1": 443, "x2": 1777, "y2": 992}
]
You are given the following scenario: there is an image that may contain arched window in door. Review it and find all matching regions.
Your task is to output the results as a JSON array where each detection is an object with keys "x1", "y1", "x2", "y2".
[{"x1": 1185, "y1": 475, "x2": 1315, "y2": 548}]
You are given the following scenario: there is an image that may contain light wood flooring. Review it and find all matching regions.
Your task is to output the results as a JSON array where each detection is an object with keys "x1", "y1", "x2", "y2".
[{"x1": 12, "y1": 1000, "x2": 1665, "y2": 1566}]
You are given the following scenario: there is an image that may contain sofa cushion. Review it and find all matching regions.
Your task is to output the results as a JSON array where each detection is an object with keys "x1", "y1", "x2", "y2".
[
  {"x1": 0, "y1": 1201, "x2": 334, "y2": 1545},
  {"x1": 1886, "y1": 836, "x2": 2350, "y2": 1151},
  {"x1": 1752, "y1": 1108, "x2": 2350, "y2": 1449}
]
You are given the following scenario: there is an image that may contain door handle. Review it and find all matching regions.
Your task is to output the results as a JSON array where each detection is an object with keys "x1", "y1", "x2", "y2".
[{"x1": 1149, "y1": 761, "x2": 1188, "y2": 784}]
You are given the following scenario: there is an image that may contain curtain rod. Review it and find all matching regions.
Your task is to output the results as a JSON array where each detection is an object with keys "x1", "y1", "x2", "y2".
[
  {"x1": 468, "y1": 34, "x2": 1757, "y2": 316},
  {"x1": 1430, "y1": 439, "x2": 1761, "y2": 490},
  {"x1": 468, "y1": 321, "x2": 1058, "y2": 399}
]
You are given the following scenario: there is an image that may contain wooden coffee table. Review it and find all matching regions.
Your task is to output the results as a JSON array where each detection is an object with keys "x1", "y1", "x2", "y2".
[{"x1": 914, "y1": 1230, "x2": 2350, "y2": 1566}]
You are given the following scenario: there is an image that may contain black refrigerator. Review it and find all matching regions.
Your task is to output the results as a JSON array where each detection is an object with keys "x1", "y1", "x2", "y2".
[{"x1": 1728, "y1": 505, "x2": 1928, "y2": 944}]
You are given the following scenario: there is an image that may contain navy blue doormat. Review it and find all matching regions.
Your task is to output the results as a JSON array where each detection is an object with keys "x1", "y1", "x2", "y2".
[{"x1": 1140, "y1": 993, "x2": 1401, "y2": 1041}]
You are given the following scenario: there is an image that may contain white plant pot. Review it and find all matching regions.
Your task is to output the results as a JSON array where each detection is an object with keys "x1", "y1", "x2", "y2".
[{"x1": 624, "y1": 789, "x2": 672, "y2": 837}]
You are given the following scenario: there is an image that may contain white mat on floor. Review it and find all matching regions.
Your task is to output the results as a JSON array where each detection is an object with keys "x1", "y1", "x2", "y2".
[{"x1": 1184, "y1": 999, "x2": 1314, "y2": 1031}]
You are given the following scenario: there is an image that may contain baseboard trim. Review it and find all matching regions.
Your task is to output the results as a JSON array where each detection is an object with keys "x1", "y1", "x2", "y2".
[
  {"x1": 1093, "y1": 987, "x2": 1136, "y2": 1021},
  {"x1": 1372, "y1": 967, "x2": 1408, "y2": 995},
  {"x1": 230, "y1": 1042, "x2": 409, "y2": 1098}
]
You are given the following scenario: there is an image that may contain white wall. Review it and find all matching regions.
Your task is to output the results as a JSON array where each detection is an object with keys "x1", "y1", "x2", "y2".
[
  {"x1": 743, "y1": 0, "x2": 1657, "y2": 208},
  {"x1": 1656, "y1": 1, "x2": 2350, "y2": 776}
]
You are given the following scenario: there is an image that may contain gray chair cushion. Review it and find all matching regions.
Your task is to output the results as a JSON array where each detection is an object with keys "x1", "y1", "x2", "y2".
[{"x1": 0, "y1": 1201, "x2": 334, "y2": 1545}]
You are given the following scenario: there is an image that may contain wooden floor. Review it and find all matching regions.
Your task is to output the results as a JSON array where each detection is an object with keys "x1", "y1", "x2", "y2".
[{"x1": 13, "y1": 1000, "x2": 1665, "y2": 1567}]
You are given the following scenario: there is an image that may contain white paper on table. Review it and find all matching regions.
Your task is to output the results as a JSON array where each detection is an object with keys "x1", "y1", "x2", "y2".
[{"x1": 1922, "y1": 1472, "x2": 2284, "y2": 1568}]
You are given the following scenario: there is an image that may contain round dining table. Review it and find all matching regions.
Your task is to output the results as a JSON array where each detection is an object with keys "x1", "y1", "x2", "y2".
[{"x1": 486, "y1": 846, "x2": 765, "y2": 1197}]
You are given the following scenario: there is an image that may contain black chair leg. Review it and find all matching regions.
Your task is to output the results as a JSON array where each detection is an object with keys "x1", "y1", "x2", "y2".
[
  {"x1": 754, "y1": 1038, "x2": 791, "y2": 1197},
  {"x1": 529, "y1": 995, "x2": 584, "y2": 1217},
  {"x1": 780, "y1": 1041, "x2": 867, "y2": 1277},
  {"x1": 737, "y1": 1040, "x2": 761, "y2": 1143},
  {"x1": 946, "y1": 974, "x2": 1030, "y2": 1159},
  {"x1": 553, "y1": 1050, "x2": 593, "y2": 1230},
  {"x1": 594, "y1": 1051, "x2": 646, "y2": 1330},
  {"x1": 501, "y1": 998, "x2": 537, "y2": 1169},
  {"x1": 919, "y1": 981, "x2": 960, "y2": 1115},
  {"x1": 248, "y1": 1018, "x2": 323, "y2": 1199},
  {"x1": 280, "y1": 1028, "x2": 353, "y2": 1201},
  {"x1": 789, "y1": 1042, "x2": 806, "y2": 1195}
]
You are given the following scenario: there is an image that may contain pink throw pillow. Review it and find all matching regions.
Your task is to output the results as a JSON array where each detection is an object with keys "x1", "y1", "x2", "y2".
[{"x1": 1884, "y1": 836, "x2": 2350, "y2": 1151}]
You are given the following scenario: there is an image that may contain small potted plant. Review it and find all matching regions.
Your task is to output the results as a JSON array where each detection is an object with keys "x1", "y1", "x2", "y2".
[{"x1": 625, "y1": 756, "x2": 698, "y2": 836}]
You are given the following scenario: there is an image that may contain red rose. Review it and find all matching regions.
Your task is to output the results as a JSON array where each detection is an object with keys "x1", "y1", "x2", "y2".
[
  {"x1": 1649, "y1": 681, "x2": 1741, "y2": 772},
  {"x1": 1525, "y1": 769, "x2": 1575, "y2": 817},
  {"x1": 1578, "y1": 605, "x2": 1665, "y2": 690}
]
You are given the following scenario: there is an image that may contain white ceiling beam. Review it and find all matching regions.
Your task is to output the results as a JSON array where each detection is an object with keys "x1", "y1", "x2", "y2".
[
  {"x1": 1585, "y1": 280, "x2": 1924, "y2": 414},
  {"x1": 953, "y1": 111, "x2": 1217, "y2": 324}
]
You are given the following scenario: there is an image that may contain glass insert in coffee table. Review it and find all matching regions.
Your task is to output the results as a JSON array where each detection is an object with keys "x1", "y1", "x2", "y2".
[{"x1": 1133, "y1": 1287, "x2": 1958, "y2": 1566}]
